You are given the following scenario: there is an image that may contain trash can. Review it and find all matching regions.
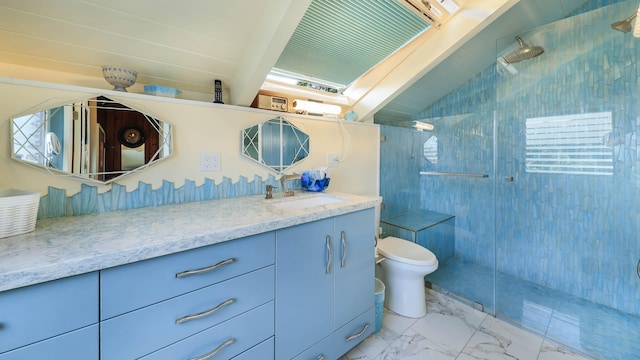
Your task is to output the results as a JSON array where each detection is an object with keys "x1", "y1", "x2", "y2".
[{"x1": 374, "y1": 277, "x2": 385, "y2": 334}]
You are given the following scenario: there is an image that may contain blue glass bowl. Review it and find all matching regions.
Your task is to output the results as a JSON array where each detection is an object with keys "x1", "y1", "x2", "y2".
[{"x1": 301, "y1": 177, "x2": 330, "y2": 192}]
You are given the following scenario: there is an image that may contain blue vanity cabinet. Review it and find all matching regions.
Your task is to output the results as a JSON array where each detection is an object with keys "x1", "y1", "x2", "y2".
[
  {"x1": 0, "y1": 325, "x2": 98, "y2": 360},
  {"x1": 276, "y1": 208, "x2": 376, "y2": 360},
  {"x1": 276, "y1": 217, "x2": 335, "y2": 359},
  {"x1": 0, "y1": 272, "x2": 98, "y2": 359},
  {"x1": 100, "y1": 232, "x2": 276, "y2": 360},
  {"x1": 138, "y1": 302, "x2": 275, "y2": 360},
  {"x1": 333, "y1": 209, "x2": 376, "y2": 328}
]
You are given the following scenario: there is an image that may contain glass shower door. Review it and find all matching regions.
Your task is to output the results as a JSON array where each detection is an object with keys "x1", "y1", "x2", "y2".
[
  {"x1": 494, "y1": 2, "x2": 640, "y2": 358},
  {"x1": 417, "y1": 104, "x2": 498, "y2": 316}
]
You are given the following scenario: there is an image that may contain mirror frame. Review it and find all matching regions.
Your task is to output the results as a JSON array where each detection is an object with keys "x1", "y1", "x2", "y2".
[
  {"x1": 10, "y1": 95, "x2": 174, "y2": 183},
  {"x1": 241, "y1": 116, "x2": 310, "y2": 173}
]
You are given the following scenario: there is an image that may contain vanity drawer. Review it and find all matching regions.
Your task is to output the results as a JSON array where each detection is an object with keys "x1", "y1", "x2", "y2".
[
  {"x1": 233, "y1": 337, "x2": 274, "y2": 360},
  {"x1": 101, "y1": 231, "x2": 275, "y2": 319},
  {"x1": 139, "y1": 302, "x2": 274, "y2": 360},
  {"x1": 0, "y1": 272, "x2": 98, "y2": 354},
  {"x1": 293, "y1": 307, "x2": 374, "y2": 360},
  {"x1": 101, "y1": 266, "x2": 274, "y2": 360},
  {"x1": 0, "y1": 325, "x2": 98, "y2": 360}
]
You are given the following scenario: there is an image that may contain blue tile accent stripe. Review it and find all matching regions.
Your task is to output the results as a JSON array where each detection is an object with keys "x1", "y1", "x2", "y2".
[{"x1": 37, "y1": 174, "x2": 279, "y2": 219}]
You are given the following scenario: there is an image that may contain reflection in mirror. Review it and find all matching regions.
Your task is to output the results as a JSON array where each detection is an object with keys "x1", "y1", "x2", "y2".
[
  {"x1": 242, "y1": 116, "x2": 310, "y2": 173},
  {"x1": 423, "y1": 135, "x2": 438, "y2": 164},
  {"x1": 11, "y1": 96, "x2": 173, "y2": 183}
]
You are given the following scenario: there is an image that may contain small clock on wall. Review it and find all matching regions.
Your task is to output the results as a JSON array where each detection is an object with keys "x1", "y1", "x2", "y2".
[{"x1": 118, "y1": 126, "x2": 146, "y2": 148}]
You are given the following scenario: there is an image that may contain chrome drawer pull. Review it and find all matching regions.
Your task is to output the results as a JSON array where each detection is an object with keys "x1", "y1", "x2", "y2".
[
  {"x1": 326, "y1": 235, "x2": 332, "y2": 274},
  {"x1": 190, "y1": 338, "x2": 235, "y2": 360},
  {"x1": 341, "y1": 230, "x2": 346, "y2": 268},
  {"x1": 345, "y1": 323, "x2": 370, "y2": 342},
  {"x1": 175, "y1": 258, "x2": 235, "y2": 278},
  {"x1": 316, "y1": 355, "x2": 326, "y2": 360},
  {"x1": 175, "y1": 298, "x2": 235, "y2": 324}
]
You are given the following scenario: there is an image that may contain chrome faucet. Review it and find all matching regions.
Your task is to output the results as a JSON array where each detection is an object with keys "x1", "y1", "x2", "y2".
[
  {"x1": 279, "y1": 173, "x2": 299, "y2": 197},
  {"x1": 265, "y1": 184, "x2": 276, "y2": 199}
]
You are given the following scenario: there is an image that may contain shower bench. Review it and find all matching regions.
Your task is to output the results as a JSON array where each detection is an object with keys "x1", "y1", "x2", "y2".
[{"x1": 380, "y1": 209, "x2": 455, "y2": 263}]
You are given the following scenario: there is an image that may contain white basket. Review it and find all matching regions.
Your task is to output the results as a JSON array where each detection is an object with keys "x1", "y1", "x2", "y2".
[{"x1": 0, "y1": 189, "x2": 40, "y2": 239}]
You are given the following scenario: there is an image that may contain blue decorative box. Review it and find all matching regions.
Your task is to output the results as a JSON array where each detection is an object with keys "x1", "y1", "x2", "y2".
[
  {"x1": 144, "y1": 85, "x2": 183, "y2": 98},
  {"x1": 301, "y1": 174, "x2": 330, "y2": 192}
]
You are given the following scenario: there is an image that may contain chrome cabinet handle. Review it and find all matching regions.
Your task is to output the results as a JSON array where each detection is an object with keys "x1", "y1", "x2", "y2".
[
  {"x1": 341, "y1": 230, "x2": 346, "y2": 268},
  {"x1": 190, "y1": 338, "x2": 235, "y2": 360},
  {"x1": 326, "y1": 235, "x2": 332, "y2": 274},
  {"x1": 316, "y1": 355, "x2": 326, "y2": 360},
  {"x1": 345, "y1": 323, "x2": 370, "y2": 341},
  {"x1": 175, "y1": 298, "x2": 235, "y2": 324},
  {"x1": 175, "y1": 258, "x2": 235, "y2": 278}
]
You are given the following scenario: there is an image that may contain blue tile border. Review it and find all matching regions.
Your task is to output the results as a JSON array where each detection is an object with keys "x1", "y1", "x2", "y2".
[{"x1": 37, "y1": 174, "x2": 279, "y2": 219}]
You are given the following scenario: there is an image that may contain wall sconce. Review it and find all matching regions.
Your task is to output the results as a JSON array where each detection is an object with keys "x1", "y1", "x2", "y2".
[
  {"x1": 412, "y1": 120, "x2": 435, "y2": 131},
  {"x1": 293, "y1": 99, "x2": 342, "y2": 116}
]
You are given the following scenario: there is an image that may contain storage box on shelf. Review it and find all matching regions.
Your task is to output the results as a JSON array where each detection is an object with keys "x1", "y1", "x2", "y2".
[{"x1": 0, "y1": 189, "x2": 39, "y2": 239}]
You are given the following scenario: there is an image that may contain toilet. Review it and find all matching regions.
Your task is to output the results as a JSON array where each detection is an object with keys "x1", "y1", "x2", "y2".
[{"x1": 377, "y1": 236, "x2": 438, "y2": 318}]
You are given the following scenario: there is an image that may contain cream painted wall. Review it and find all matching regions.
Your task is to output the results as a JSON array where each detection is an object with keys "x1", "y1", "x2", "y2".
[{"x1": 0, "y1": 77, "x2": 380, "y2": 200}]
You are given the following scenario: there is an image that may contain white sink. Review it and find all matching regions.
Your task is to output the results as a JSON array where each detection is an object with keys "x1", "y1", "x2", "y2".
[{"x1": 271, "y1": 194, "x2": 346, "y2": 210}]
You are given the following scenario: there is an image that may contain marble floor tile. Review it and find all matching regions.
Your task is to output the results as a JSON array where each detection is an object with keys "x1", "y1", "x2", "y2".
[
  {"x1": 458, "y1": 316, "x2": 543, "y2": 360},
  {"x1": 410, "y1": 289, "x2": 487, "y2": 356},
  {"x1": 339, "y1": 287, "x2": 593, "y2": 360},
  {"x1": 538, "y1": 340, "x2": 592, "y2": 360},
  {"x1": 355, "y1": 308, "x2": 418, "y2": 359},
  {"x1": 371, "y1": 329, "x2": 457, "y2": 360}
]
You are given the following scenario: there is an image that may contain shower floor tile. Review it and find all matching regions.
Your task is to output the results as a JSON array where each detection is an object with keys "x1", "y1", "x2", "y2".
[{"x1": 425, "y1": 258, "x2": 640, "y2": 360}]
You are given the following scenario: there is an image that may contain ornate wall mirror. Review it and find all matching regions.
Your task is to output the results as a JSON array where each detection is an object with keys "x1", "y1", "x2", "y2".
[
  {"x1": 11, "y1": 96, "x2": 173, "y2": 183},
  {"x1": 242, "y1": 116, "x2": 310, "y2": 173}
]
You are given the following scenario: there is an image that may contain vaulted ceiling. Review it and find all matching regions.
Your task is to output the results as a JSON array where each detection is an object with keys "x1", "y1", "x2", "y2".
[{"x1": 0, "y1": 0, "x2": 587, "y2": 127}]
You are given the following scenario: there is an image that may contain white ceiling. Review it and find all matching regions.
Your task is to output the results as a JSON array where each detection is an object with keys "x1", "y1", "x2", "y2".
[
  {"x1": 0, "y1": 0, "x2": 310, "y2": 105},
  {"x1": 0, "y1": 0, "x2": 588, "y2": 127}
]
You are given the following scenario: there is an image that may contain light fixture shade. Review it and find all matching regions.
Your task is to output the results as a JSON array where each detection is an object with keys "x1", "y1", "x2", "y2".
[
  {"x1": 412, "y1": 120, "x2": 435, "y2": 131},
  {"x1": 293, "y1": 99, "x2": 342, "y2": 115}
]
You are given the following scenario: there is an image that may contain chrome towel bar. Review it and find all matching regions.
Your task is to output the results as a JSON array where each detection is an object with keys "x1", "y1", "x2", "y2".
[{"x1": 420, "y1": 171, "x2": 488, "y2": 178}]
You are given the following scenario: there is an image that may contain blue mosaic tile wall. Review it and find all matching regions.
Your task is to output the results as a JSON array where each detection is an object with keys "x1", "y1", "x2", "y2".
[
  {"x1": 381, "y1": 0, "x2": 640, "y2": 316},
  {"x1": 494, "y1": 1, "x2": 639, "y2": 315},
  {"x1": 37, "y1": 175, "x2": 281, "y2": 219}
]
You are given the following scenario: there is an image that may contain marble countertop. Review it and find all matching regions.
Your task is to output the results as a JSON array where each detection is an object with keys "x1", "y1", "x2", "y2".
[{"x1": 0, "y1": 191, "x2": 381, "y2": 292}]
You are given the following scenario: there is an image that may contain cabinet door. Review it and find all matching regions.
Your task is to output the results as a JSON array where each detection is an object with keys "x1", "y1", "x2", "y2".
[
  {"x1": 275, "y1": 218, "x2": 334, "y2": 360},
  {"x1": 0, "y1": 325, "x2": 98, "y2": 360},
  {"x1": 0, "y1": 272, "x2": 98, "y2": 354},
  {"x1": 334, "y1": 208, "x2": 375, "y2": 328}
]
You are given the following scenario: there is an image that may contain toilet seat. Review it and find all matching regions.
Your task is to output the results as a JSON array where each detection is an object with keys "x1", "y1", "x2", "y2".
[{"x1": 378, "y1": 236, "x2": 437, "y2": 266}]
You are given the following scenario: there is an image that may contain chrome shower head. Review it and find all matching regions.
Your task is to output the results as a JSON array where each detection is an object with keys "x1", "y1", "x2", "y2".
[
  {"x1": 611, "y1": 12, "x2": 637, "y2": 33},
  {"x1": 503, "y1": 36, "x2": 544, "y2": 64}
]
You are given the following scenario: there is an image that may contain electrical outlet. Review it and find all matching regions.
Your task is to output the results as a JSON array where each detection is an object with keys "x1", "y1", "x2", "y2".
[
  {"x1": 200, "y1": 152, "x2": 221, "y2": 171},
  {"x1": 327, "y1": 153, "x2": 339, "y2": 167}
]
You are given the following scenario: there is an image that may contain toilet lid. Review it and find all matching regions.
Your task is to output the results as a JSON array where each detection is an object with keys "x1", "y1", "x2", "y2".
[{"x1": 377, "y1": 236, "x2": 437, "y2": 266}]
